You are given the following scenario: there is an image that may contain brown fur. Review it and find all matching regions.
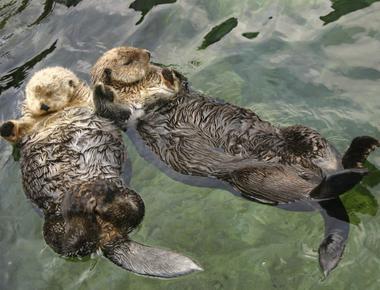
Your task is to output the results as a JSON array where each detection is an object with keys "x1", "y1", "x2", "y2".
[{"x1": 91, "y1": 46, "x2": 182, "y2": 108}]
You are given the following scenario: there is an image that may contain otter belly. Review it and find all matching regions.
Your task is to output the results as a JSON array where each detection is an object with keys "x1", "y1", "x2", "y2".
[
  {"x1": 20, "y1": 107, "x2": 125, "y2": 214},
  {"x1": 138, "y1": 91, "x2": 343, "y2": 178}
]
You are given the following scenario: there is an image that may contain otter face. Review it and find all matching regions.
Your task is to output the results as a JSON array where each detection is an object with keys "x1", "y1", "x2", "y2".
[
  {"x1": 25, "y1": 67, "x2": 80, "y2": 116},
  {"x1": 91, "y1": 46, "x2": 151, "y2": 85}
]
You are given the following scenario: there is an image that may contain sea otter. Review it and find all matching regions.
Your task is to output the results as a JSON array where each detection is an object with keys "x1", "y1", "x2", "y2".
[
  {"x1": 90, "y1": 46, "x2": 379, "y2": 276},
  {"x1": 0, "y1": 68, "x2": 201, "y2": 278}
]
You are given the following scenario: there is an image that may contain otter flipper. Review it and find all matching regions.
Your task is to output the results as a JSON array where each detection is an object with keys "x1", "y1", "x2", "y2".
[
  {"x1": 310, "y1": 168, "x2": 368, "y2": 199},
  {"x1": 102, "y1": 239, "x2": 202, "y2": 278},
  {"x1": 342, "y1": 136, "x2": 379, "y2": 169},
  {"x1": 317, "y1": 199, "x2": 349, "y2": 277}
]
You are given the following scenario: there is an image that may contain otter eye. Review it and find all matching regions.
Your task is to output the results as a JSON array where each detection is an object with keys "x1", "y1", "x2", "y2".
[
  {"x1": 123, "y1": 59, "x2": 133, "y2": 66},
  {"x1": 68, "y1": 80, "x2": 75, "y2": 87}
]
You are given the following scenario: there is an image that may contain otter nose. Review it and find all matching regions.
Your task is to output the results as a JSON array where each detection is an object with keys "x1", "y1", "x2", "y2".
[{"x1": 40, "y1": 103, "x2": 50, "y2": 112}]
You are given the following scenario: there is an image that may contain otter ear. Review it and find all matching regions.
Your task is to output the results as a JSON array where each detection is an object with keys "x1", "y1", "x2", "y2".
[{"x1": 102, "y1": 239, "x2": 202, "y2": 278}]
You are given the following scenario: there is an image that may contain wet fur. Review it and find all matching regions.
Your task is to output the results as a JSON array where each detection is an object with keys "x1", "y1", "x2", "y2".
[
  {"x1": 1, "y1": 67, "x2": 201, "y2": 277},
  {"x1": 90, "y1": 48, "x2": 378, "y2": 276}
]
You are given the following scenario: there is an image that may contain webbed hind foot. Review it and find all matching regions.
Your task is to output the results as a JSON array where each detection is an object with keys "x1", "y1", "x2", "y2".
[
  {"x1": 342, "y1": 136, "x2": 379, "y2": 169},
  {"x1": 319, "y1": 231, "x2": 346, "y2": 277}
]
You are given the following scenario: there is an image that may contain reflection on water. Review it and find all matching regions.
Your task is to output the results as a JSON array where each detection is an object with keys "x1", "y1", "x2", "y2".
[
  {"x1": 129, "y1": 0, "x2": 177, "y2": 25},
  {"x1": 321, "y1": 0, "x2": 380, "y2": 25},
  {"x1": 0, "y1": 0, "x2": 379, "y2": 289},
  {"x1": 0, "y1": 0, "x2": 30, "y2": 30},
  {"x1": 242, "y1": 32, "x2": 260, "y2": 39},
  {"x1": 0, "y1": 41, "x2": 57, "y2": 94},
  {"x1": 55, "y1": 0, "x2": 82, "y2": 7},
  {"x1": 199, "y1": 17, "x2": 238, "y2": 49}
]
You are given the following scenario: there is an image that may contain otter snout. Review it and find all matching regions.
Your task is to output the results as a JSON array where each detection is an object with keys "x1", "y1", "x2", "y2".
[{"x1": 40, "y1": 103, "x2": 50, "y2": 112}]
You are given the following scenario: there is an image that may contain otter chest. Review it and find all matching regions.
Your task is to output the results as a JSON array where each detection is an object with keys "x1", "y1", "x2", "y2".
[{"x1": 20, "y1": 108, "x2": 125, "y2": 214}]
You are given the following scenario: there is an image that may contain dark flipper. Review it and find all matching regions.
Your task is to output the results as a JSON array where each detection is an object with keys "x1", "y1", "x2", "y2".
[
  {"x1": 310, "y1": 168, "x2": 368, "y2": 199},
  {"x1": 342, "y1": 136, "x2": 379, "y2": 169},
  {"x1": 102, "y1": 239, "x2": 202, "y2": 278},
  {"x1": 318, "y1": 199, "x2": 349, "y2": 277}
]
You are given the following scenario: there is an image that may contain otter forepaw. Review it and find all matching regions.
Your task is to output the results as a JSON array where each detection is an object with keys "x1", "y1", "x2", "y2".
[
  {"x1": 103, "y1": 68, "x2": 112, "y2": 84},
  {"x1": 0, "y1": 121, "x2": 19, "y2": 143},
  {"x1": 94, "y1": 82, "x2": 114, "y2": 102}
]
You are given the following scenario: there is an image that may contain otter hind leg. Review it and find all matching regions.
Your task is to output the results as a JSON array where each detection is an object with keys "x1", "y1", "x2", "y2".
[
  {"x1": 342, "y1": 136, "x2": 379, "y2": 169},
  {"x1": 102, "y1": 238, "x2": 202, "y2": 278}
]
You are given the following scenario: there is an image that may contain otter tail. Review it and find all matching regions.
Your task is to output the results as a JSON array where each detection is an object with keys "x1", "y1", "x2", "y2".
[
  {"x1": 227, "y1": 164, "x2": 368, "y2": 204},
  {"x1": 342, "y1": 136, "x2": 379, "y2": 169}
]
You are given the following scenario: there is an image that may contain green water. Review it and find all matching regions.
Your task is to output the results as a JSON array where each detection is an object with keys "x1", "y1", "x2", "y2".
[{"x1": 0, "y1": 0, "x2": 379, "y2": 289}]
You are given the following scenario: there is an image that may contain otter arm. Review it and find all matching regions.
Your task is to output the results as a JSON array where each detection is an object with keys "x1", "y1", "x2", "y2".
[
  {"x1": 93, "y1": 83, "x2": 131, "y2": 129},
  {"x1": 102, "y1": 238, "x2": 202, "y2": 278}
]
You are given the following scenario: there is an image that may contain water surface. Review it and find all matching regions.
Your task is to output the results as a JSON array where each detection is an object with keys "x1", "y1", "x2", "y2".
[{"x1": 0, "y1": 0, "x2": 380, "y2": 289}]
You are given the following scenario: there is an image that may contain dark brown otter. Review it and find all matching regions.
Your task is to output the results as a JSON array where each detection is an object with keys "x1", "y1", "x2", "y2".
[{"x1": 91, "y1": 49, "x2": 378, "y2": 277}]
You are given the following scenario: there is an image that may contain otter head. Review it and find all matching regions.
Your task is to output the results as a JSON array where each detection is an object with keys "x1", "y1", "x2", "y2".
[
  {"x1": 91, "y1": 46, "x2": 151, "y2": 85},
  {"x1": 25, "y1": 67, "x2": 81, "y2": 116},
  {"x1": 91, "y1": 46, "x2": 185, "y2": 108}
]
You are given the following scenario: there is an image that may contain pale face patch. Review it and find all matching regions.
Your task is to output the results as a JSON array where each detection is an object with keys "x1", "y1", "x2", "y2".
[{"x1": 25, "y1": 67, "x2": 80, "y2": 116}]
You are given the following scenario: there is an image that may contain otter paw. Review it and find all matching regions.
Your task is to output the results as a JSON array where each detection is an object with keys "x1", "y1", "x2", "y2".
[
  {"x1": 0, "y1": 121, "x2": 15, "y2": 138},
  {"x1": 94, "y1": 83, "x2": 115, "y2": 102},
  {"x1": 103, "y1": 68, "x2": 112, "y2": 84}
]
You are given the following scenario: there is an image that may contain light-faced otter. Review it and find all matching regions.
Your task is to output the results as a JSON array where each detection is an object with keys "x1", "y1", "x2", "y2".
[
  {"x1": 0, "y1": 66, "x2": 92, "y2": 144},
  {"x1": 90, "y1": 46, "x2": 379, "y2": 276},
  {"x1": 0, "y1": 69, "x2": 201, "y2": 278}
]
